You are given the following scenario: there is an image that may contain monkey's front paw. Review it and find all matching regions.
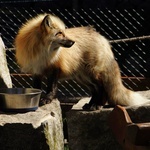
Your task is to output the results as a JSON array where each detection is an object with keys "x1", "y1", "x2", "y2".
[{"x1": 82, "y1": 103, "x2": 103, "y2": 111}]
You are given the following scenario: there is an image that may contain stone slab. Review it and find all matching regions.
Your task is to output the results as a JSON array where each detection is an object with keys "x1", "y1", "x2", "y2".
[
  {"x1": 67, "y1": 97, "x2": 150, "y2": 150},
  {"x1": 0, "y1": 99, "x2": 64, "y2": 150},
  {"x1": 0, "y1": 36, "x2": 12, "y2": 88}
]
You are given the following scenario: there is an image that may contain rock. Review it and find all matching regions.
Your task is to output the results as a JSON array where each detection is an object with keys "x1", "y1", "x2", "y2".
[
  {"x1": 67, "y1": 97, "x2": 150, "y2": 150},
  {"x1": 72, "y1": 97, "x2": 90, "y2": 110},
  {"x1": 0, "y1": 99, "x2": 64, "y2": 150},
  {"x1": 0, "y1": 36, "x2": 12, "y2": 88}
]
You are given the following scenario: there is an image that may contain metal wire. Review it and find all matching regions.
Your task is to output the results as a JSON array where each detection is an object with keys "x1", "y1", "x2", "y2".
[{"x1": 0, "y1": 3, "x2": 150, "y2": 98}]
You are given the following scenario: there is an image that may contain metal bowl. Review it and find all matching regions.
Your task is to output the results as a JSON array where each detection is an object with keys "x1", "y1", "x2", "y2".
[{"x1": 0, "y1": 88, "x2": 42, "y2": 112}]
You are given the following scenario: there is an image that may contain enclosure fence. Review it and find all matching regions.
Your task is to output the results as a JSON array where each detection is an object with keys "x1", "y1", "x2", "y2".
[{"x1": 0, "y1": 1, "x2": 150, "y2": 100}]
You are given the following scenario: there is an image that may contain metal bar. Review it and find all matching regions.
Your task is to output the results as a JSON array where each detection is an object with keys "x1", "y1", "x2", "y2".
[{"x1": 110, "y1": 35, "x2": 150, "y2": 43}]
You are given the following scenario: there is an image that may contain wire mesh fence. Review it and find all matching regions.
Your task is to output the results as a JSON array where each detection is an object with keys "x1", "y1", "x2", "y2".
[{"x1": 0, "y1": 1, "x2": 150, "y2": 100}]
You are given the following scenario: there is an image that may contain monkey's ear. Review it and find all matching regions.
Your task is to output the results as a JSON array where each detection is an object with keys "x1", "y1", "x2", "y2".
[{"x1": 41, "y1": 14, "x2": 53, "y2": 31}]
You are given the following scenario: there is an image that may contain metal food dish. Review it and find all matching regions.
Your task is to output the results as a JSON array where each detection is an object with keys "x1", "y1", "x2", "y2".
[{"x1": 0, "y1": 88, "x2": 42, "y2": 112}]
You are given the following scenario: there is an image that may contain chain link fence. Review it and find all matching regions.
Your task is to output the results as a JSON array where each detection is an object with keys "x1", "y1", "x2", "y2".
[{"x1": 0, "y1": 1, "x2": 150, "y2": 101}]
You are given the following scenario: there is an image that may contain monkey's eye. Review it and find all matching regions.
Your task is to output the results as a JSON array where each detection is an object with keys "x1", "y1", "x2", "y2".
[{"x1": 55, "y1": 31, "x2": 63, "y2": 36}]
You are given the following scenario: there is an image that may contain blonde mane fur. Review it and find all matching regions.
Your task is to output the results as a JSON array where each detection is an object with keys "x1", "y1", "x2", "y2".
[{"x1": 15, "y1": 14, "x2": 150, "y2": 108}]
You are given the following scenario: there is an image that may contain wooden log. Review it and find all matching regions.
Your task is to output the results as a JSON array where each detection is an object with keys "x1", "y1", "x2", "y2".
[{"x1": 109, "y1": 105, "x2": 150, "y2": 150}]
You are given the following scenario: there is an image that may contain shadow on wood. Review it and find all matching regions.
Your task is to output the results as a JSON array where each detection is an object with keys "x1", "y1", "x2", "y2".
[{"x1": 109, "y1": 105, "x2": 150, "y2": 150}]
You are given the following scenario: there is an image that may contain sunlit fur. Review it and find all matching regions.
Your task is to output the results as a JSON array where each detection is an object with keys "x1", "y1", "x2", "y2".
[{"x1": 15, "y1": 14, "x2": 149, "y2": 106}]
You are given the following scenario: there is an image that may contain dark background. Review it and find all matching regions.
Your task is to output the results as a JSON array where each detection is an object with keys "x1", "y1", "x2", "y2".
[{"x1": 0, "y1": 0, "x2": 150, "y2": 93}]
